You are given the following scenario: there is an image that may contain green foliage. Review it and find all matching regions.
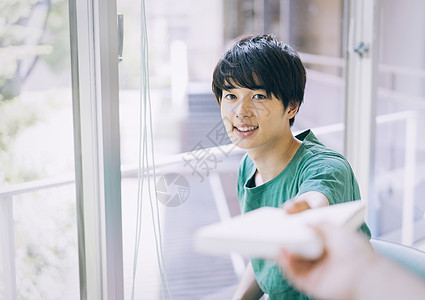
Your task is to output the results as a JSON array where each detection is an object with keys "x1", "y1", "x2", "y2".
[
  {"x1": 41, "y1": 0, "x2": 70, "y2": 72},
  {"x1": 0, "y1": 98, "x2": 41, "y2": 184},
  {"x1": 0, "y1": 0, "x2": 47, "y2": 100},
  {"x1": 0, "y1": 0, "x2": 69, "y2": 101},
  {"x1": 0, "y1": 0, "x2": 70, "y2": 183},
  {"x1": 0, "y1": 98, "x2": 39, "y2": 151}
]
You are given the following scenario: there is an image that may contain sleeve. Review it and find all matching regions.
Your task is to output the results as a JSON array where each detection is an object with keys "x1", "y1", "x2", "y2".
[
  {"x1": 297, "y1": 155, "x2": 371, "y2": 238},
  {"x1": 297, "y1": 156, "x2": 358, "y2": 205}
]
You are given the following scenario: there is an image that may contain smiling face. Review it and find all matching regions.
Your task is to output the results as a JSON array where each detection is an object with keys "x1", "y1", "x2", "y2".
[
  {"x1": 221, "y1": 86, "x2": 298, "y2": 152},
  {"x1": 212, "y1": 35, "x2": 306, "y2": 153}
]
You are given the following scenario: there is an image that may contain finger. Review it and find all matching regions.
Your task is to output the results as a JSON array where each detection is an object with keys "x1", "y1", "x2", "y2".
[{"x1": 284, "y1": 200, "x2": 311, "y2": 214}]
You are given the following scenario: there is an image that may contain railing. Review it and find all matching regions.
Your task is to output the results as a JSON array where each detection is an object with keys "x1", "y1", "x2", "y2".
[
  {"x1": 0, "y1": 111, "x2": 419, "y2": 299},
  {"x1": 300, "y1": 51, "x2": 425, "y2": 80},
  {"x1": 0, "y1": 194, "x2": 17, "y2": 299}
]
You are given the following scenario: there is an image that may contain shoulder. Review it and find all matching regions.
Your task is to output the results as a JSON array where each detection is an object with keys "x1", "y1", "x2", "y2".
[
  {"x1": 306, "y1": 154, "x2": 352, "y2": 173},
  {"x1": 298, "y1": 153, "x2": 355, "y2": 186},
  {"x1": 295, "y1": 131, "x2": 359, "y2": 197},
  {"x1": 296, "y1": 130, "x2": 353, "y2": 174}
]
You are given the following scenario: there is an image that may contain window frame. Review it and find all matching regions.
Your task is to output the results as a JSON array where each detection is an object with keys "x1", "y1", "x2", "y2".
[
  {"x1": 69, "y1": 0, "x2": 124, "y2": 298},
  {"x1": 343, "y1": 0, "x2": 379, "y2": 229}
]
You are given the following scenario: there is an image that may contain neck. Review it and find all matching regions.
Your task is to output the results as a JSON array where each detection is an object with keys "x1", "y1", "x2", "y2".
[{"x1": 248, "y1": 133, "x2": 301, "y2": 184}]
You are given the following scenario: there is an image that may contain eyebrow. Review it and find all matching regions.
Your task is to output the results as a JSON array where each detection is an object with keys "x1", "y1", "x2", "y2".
[{"x1": 223, "y1": 87, "x2": 267, "y2": 92}]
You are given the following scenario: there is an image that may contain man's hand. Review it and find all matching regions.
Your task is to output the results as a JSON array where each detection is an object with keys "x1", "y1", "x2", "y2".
[{"x1": 283, "y1": 191, "x2": 329, "y2": 214}]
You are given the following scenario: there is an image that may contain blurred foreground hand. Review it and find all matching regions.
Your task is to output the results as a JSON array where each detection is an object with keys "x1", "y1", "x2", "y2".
[{"x1": 277, "y1": 223, "x2": 425, "y2": 300}]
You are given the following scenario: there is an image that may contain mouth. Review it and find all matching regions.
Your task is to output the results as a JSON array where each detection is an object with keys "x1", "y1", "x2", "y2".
[
  {"x1": 234, "y1": 126, "x2": 258, "y2": 132},
  {"x1": 233, "y1": 125, "x2": 259, "y2": 135}
]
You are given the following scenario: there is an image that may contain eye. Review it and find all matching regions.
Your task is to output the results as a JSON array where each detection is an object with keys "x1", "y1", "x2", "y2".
[
  {"x1": 253, "y1": 94, "x2": 267, "y2": 100},
  {"x1": 223, "y1": 93, "x2": 236, "y2": 100}
]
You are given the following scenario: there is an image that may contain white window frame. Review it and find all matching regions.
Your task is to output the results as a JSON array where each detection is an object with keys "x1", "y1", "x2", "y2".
[
  {"x1": 344, "y1": 0, "x2": 380, "y2": 228},
  {"x1": 69, "y1": 0, "x2": 124, "y2": 298}
]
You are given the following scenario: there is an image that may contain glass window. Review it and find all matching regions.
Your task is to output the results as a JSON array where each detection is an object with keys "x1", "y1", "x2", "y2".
[
  {"x1": 373, "y1": 0, "x2": 425, "y2": 248},
  {"x1": 117, "y1": 0, "x2": 348, "y2": 298},
  {"x1": 0, "y1": 0, "x2": 79, "y2": 298}
]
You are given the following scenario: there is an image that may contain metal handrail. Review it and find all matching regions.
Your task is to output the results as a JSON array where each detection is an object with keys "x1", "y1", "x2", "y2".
[
  {"x1": 0, "y1": 175, "x2": 75, "y2": 198},
  {"x1": 299, "y1": 52, "x2": 425, "y2": 80},
  {"x1": 0, "y1": 144, "x2": 244, "y2": 198}
]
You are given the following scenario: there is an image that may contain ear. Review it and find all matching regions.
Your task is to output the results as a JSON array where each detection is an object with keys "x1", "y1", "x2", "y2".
[{"x1": 286, "y1": 103, "x2": 299, "y2": 119}]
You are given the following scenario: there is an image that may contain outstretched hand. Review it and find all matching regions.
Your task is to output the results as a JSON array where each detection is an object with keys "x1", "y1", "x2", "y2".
[
  {"x1": 282, "y1": 191, "x2": 329, "y2": 214},
  {"x1": 282, "y1": 198, "x2": 311, "y2": 214},
  {"x1": 277, "y1": 223, "x2": 376, "y2": 300}
]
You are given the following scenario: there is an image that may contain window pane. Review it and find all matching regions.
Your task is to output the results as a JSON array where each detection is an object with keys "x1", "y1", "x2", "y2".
[
  {"x1": 118, "y1": 0, "x2": 348, "y2": 299},
  {"x1": 0, "y1": 0, "x2": 79, "y2": 297},
  {"x1": 374, "y1": 0, "x2": 425, "y2": 248}
]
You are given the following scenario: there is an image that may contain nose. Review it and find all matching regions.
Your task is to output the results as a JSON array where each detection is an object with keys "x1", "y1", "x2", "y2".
[{"x1": 234, "y1": 97, "x2": 253, "y2": 118}]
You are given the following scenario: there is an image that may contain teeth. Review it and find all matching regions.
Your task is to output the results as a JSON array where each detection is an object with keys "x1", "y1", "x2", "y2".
[{"x1": 236, "y1": 126, "x2": 258, "y2": 132}]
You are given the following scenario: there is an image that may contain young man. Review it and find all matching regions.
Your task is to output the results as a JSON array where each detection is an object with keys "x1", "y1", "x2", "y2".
[{"x1": 212, "y1": 34, "x2": 371, "y2": 300}]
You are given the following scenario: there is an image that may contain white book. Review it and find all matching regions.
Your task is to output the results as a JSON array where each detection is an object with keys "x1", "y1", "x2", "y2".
[{"x1": 193, "y1": 200, "x2": 366, "y2": 260}]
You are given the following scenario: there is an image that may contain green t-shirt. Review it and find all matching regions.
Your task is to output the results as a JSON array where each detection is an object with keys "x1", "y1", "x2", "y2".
[{"x1": 237, "y1": 129, "x2": 371, "y2": 300}]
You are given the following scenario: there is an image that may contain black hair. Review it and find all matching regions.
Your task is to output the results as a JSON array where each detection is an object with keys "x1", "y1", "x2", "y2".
[{"x1": 212, "y1": 34, "x2": 306, "y2": 126}]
